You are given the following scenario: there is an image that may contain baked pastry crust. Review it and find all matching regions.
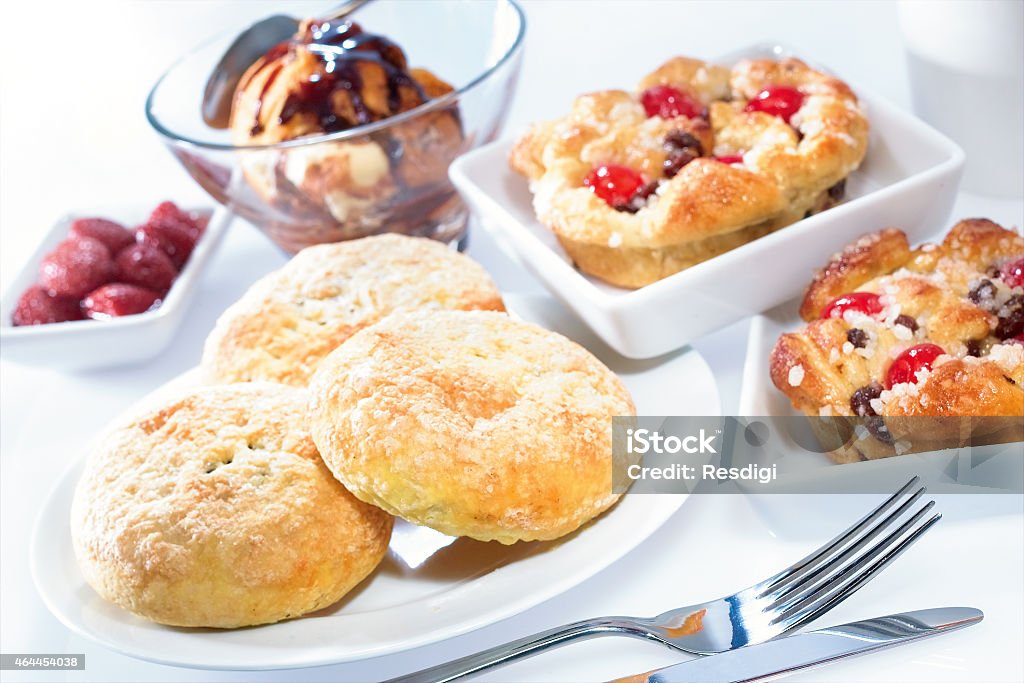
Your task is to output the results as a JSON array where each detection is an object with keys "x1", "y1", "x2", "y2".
[
  {"x1": 771, "y1": 219, "x2": 1024, "y2": 461},
  {"x1": 70, "y1": 382, "x2": 393, "y2": 628},
  {"x1": 511, "y1": 57, "x2": 868, "y2": 288},
  {"x1": 202, "y1": 234, "x2": 505, "y2": 386},
  {"x1": 308, "y1": 310, "x2": 636, "y2": 544}
]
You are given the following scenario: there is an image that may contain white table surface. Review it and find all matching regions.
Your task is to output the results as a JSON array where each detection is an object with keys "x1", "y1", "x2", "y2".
[{"x1": 1, "y1": 1, "x2": 1022, "y2": 682}]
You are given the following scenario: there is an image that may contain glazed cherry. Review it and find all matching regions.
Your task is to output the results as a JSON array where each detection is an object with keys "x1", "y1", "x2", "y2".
[
  {"x1": 885, "y1": 343, "x2": 945, "y2": 389},
  {"x1": 821, "y1": 292, "x2": 884, "y2": 320},
  {"x1": 640, "y1": 85, "x2": 705, "y2": 119},
  {"x1": 715, "y1": 155, "x2": 744, "y2": 164},
  {"x1": 583, "y1": 165, "x2": 645, "y2": 208},
  {"x1": 999, "y1": 257, "x2": 1024, "y2": 289},
  {"x1": 744, "y1": 85, "x2": 805, "y2": 123}
]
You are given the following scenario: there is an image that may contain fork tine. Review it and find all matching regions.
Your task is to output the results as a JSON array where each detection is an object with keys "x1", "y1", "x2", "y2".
[
  {"x1": 768, "y1": 498, "x2": 935, "y2": 617},
  {"x1": 765, "y1": 486, "x2": 927, "y2": 603},
  {"x1": 777, "y1": 512, "x2": 942, "y2": 634},
  {"x1": 757, "y1": 475, "x2": 920, "y2": 596},
  {"x1": 769, "y1": 507, "x2": 941, "y2": 629}
]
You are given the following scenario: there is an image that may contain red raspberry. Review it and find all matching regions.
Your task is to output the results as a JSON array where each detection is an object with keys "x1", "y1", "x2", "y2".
[
  {"x1": 744, "y1": 85, "x2": 805, "y2": 124},
  {"x1": 115, "y1": 243, "x2": 177, "y2": 294},
  {"x1": 149, "y1": 201, "x2": 202, "y2": 240},
  {"x1": 149, "y1": 200, "x2": 189, "y2": 223},
  {"x1": 640, "y1": 85, "x2": 705, "y2": 119},
  {"x1": 714, "y1": 155, "x2": 744, "y2": 164},
  {"x1": 69, "y1": 217, "x2": 134, "y2": 254},
  {"x1": 136, "y1": 221, "x2": 197, "y2": 269},
  {"x1": 39, "y1": 237, "x2": 116, "y2": 299},
  {"x1": 886, "y1": 343, "x2": 945, "y2": 388},
  {"x1": 821, "y1": 292, "x2": 884, "y2": 320},
  {"x1": 11, "y1": 286, "x2": 83, "y2": 326},
  {"x1": 82, "y1": 283, "x2": 162, "y2": 319}
]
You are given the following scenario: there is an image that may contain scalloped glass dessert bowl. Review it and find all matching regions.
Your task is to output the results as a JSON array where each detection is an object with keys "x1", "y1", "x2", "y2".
[{"x1": 146, "y1": 0, "x2": 525, "y2": 253}]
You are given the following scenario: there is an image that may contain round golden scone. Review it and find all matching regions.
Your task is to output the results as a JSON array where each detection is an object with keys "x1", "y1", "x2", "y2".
[
  {"x1": 202, "y1": 234, "x2": 505, "y2": 386},
  {"x1": 308, "y1": 310, "x2": 636, "y2": 544},
  {"x1": 70, "y1": 382, "x2": 393, "y2": 628}
]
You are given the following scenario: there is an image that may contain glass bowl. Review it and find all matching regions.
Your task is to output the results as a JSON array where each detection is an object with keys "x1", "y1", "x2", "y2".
[{"x1": 146, "y1": 0, "x2": 525, "y2": 253}]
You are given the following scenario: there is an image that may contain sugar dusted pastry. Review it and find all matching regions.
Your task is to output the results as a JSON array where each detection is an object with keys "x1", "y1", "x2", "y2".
[
  {"x1": 771, "y1": 219, "x2": 1024, "y2": 461},
  {"x1": 202, "y1": 234, "x2": 505, "y2": 386},
  {"x1": 308, "y1": 310, "x2": 636, "y2": 544},
  {"x1": 71, "y1": 382, "x2": 393, "y2": 628},
  {"x1": 511, "y1": 57, "x2": 868, "y2": 288}
]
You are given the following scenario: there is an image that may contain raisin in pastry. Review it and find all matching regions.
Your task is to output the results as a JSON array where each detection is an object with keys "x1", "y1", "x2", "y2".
[
  {"x1": 771, "y1": 219, "x2": 1024, "y2": 462},
  {"x1": 510, "y1": 57, "x2": 868, "y2": 288}
]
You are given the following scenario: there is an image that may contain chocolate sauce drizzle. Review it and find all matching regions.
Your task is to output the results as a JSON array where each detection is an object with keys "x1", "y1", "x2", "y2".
[{"x1": 245, "y1": 20, "x2": 426, "y2": 136}]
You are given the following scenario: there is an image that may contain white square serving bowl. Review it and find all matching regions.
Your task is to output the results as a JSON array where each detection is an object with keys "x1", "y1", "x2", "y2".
[
  {"x1": 0, "y1": 205, "x2": 232, "y2": 371},
  {"x1": 450, "y1": 44, "x2": 965, "y2": 359}
]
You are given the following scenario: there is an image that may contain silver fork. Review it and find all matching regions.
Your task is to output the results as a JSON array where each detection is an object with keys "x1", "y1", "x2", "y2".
[{"x1": 386, "y1": 476, "x2": 939, "y2": 683}]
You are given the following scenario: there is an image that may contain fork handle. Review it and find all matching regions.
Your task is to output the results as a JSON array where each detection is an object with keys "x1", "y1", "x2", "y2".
[{"x1": 384, "y1": 617, "x2": 648, "y2": 683}]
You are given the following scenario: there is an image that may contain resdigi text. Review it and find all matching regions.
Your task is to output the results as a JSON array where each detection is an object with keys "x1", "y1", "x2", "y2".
[{"x1": 623, "y1": 428, "x2": 778, "y2": 484}]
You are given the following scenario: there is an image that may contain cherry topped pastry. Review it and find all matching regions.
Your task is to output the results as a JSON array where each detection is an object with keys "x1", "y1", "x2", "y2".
[
  {"x1": 771, "y1": 219, "x2": 1024, "y2": 462},
  {"x1": 510, "y1": 56, "x2": 868, "y2": 288}
]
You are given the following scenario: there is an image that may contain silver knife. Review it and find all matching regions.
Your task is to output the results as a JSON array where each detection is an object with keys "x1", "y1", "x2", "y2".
[{"x1": 611, "y1": 607, "x2": 982, "y2": 683}]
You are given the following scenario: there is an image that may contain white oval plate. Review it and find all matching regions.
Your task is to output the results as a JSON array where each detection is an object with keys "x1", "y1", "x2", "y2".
[{"x1": 30, "y1": 294, "x2": 720, "y2": 670}]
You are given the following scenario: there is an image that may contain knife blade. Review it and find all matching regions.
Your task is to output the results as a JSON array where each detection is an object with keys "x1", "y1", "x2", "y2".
[{"x1": 611, "y1": 607, "x2": 982, "y2": 683}]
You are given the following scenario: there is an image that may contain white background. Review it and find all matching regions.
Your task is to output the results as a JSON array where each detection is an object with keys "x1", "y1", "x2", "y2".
[{"x1": 1, "y1": 2, "x2": 1022, "y2": 682}]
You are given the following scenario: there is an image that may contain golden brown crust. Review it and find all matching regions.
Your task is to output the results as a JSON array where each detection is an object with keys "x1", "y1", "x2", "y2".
[
  {"x1": 800, "y1": 229, "x2": 912, "y2": 321},
  {"x1": 308, "y1": 310, "x2": 636, "y2": 544},
  {"x1": 202, "y1": 234, "x2": 505, "y2": 386},
  {"x1": 770, "y1": 219, "x2": 1024, "y2": 460},
  {"x1": 942, "y1": 218, "x2": 1024, "y2": 268},
  {"x1": 70, "y1": 383, "x2": 393, "y2": 628},
  {"x1": 636, "y1": 57, "x2": 732, "y2": 102},
  {"x1": 770, "y1": 320, "x2": 853, "y2": 415},
  {"x1": 558, "y1": 214, "x2": 782, "y2": 290},
  {"x1": 511, "y1": 57, "x2": 869, "y2": 288},
  {"x1": 885, "y1": 358, "x2": 1023, "y2": 417}
]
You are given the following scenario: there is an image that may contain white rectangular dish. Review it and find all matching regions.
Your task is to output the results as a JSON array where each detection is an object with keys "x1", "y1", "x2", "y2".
[
  {"x1": 450, "y1": 44, "x2": 965, "y2": 359},
  {"x1": 0, "y1": 205, "x2": 232, "y2": 371}
]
